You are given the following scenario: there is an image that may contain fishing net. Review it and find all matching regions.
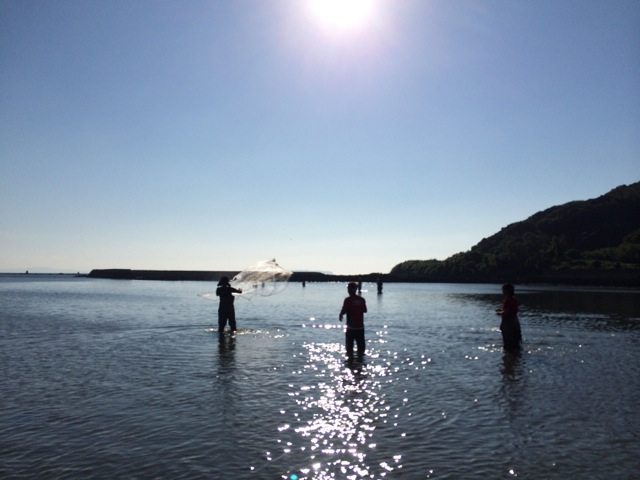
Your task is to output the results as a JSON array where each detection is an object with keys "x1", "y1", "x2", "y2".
[{"x1": 231, "y1": 258, "x2": 293, "y2": 298}]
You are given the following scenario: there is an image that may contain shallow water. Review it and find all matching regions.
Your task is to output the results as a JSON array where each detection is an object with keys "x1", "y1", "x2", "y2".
[{"x1": 1, "y1": 276, "x2": 639, "y2": 479}]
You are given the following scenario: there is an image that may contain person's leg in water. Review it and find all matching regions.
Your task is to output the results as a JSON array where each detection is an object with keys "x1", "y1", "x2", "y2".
[
  {"x1": 228, "y1": 308, "x2": 237, "y2": 333},
  {"x1": 218, "y1": 310, "x2": 227, "y2": 333},
  {"x1": 345, "y1": 329, "x2": 355, "y2": 358},
  {"x1": 354, "y1": 329, "x2": 365, "y2": 358},
  {"x1": 501, "y1": 324, "x2": 521, "y2": 352}
]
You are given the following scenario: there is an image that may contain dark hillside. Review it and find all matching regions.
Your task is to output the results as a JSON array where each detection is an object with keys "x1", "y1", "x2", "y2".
[{"x1": 391, "y1": 182, "x2": 640, "y2": 285}]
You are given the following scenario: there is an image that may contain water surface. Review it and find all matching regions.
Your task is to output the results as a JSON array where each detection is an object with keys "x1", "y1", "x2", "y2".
[{"x1": 1, "y1": 276, "x2": 638, "y2": 479}]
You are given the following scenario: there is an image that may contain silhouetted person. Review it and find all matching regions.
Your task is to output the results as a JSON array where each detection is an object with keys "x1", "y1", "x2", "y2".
[
  {"x1": 496, "y1": 283, "x2": 522, "y2": 351},
  {"x1": 376, "y1": 277, "x2": 383, "y2": 295},
  {"x1": 357, "y1": 281, "x2": 362, "y2": 294},
  {"x1": 339, "y1": 282, "x2": 368, "y2": 359},
  {"x1": 216, "y1": 276, "x2": 242, "y2": 334}
]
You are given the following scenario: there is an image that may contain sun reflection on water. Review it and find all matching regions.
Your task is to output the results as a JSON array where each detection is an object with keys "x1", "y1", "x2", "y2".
[{"x1": 269, "y1": 330, "x2": 432, "y2": 479}]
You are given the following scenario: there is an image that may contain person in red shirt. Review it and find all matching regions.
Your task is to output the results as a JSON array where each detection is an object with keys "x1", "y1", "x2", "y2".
[
  {"x1": 339, "y1": 282, "x2": 368, "y2": 359},
  {"x1": 496, "y1": 283, "x2": 522, "y2": 351}
]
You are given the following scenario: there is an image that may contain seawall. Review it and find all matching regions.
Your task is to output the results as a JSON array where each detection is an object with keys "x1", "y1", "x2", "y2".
[{"x1": 87, "y1": 269, "x2": 387, "y2": 283}]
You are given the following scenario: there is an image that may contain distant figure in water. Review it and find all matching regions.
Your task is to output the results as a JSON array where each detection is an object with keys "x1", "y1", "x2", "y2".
[
  {"x1": 377, "y1": 277, "x2": 383, "y2": 295},
  {"x1": 216, "y1": 276, "x2": 242, "y2": 334},
  {"x1": 496, "y1": 283, "x2": 522, "y2": 351},
  {"x1": 339, "y1": 282, "x2": 368, "y2": 359}
]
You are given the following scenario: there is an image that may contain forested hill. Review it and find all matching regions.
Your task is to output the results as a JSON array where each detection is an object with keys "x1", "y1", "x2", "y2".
[{"x1": 390, "y1": 182, "x2": 640, "y2": 286}]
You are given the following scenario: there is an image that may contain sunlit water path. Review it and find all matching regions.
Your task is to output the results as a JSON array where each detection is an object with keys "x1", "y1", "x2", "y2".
[{"x1": 1, "y1": 276, "x2": 638, "y2": 479}]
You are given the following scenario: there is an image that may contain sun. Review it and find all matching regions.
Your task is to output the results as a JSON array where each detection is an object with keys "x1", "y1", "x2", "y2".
[{"x1": 306, "y1": 0, "x2": 378, "y2": 33}]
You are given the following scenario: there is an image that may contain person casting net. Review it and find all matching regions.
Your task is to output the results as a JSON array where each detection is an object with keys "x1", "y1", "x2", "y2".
[{"x1": 200, "y1": 258, "x2": 293, "y2": 301}]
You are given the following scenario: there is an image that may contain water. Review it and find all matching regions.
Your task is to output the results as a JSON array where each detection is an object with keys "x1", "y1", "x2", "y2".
[{"x1": 1, "y1": 276, "x2": 639, "y2": 479}]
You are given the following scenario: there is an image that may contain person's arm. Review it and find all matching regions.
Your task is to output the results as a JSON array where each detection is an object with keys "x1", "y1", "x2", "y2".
[
  {"x1": 339, "y1": 299, "x2": 347, "y2": 321},
  {"x1": 362, "y1": 298, "x2": 367, "y2": 314}
]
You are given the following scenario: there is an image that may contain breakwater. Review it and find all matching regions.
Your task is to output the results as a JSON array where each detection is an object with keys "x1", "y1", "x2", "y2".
[
  {"x1": 88, "y1": 269, "x2": 238, "y2": 281},
  {"x1": 87, "y1": 269, "x2": 387, "y2": 283}
]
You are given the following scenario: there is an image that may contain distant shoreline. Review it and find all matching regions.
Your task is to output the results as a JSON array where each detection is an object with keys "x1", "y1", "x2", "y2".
[
  {"x1": 1, "y1": 272, "x2": 86, "y2": 277},
  {"x1": 3, "y1": 269, "x2": 636, "y2": 288},
  {"x1": 79, "y1": 269, "x2": 639, "y2": 287},
  {"x1": 86, "y1": 269, "x2": 385, "y2": 283}
]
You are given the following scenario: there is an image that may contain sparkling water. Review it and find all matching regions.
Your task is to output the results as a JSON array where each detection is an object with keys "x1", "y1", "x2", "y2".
[{"x1": 1, "y1": 275, "x2": 638, "y2": 479}]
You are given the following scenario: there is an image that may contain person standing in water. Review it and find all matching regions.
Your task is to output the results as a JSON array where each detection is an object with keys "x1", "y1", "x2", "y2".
[
  {"x1": 339, "y1": 282, "x2": 368, "y2": 359},
  {"x1": 216, "y1": 276, "x2": 242, "y2": 334},
  {"x1": 496, "y1": 283, "x2": 522, "y2": 351}
]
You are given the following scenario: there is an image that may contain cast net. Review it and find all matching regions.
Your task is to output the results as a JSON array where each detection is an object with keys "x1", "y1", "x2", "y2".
[
  {"x1": 199, "y1": 259, "x2": 293, "y2": 301},
  {"x1": 230, "y1": 258, "x2": 293, "y2": 298}
]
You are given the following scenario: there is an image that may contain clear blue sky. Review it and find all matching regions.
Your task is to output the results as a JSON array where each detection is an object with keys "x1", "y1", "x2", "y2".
[{"x1": 1, "y1": 0, "x2": 639, "y2": 274}]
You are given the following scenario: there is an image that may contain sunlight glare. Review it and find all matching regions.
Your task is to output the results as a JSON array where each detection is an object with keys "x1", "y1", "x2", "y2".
[{"x1": 307, "y1": 0, "x2": 378, "y2": 32}]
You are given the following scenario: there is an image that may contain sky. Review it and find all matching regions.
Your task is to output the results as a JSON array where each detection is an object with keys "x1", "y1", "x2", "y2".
[{"x1": 1, "y1": 0, "x2": 639, "y2": 275}]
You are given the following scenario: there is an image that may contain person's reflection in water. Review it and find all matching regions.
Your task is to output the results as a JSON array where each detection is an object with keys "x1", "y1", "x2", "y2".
[
  {"x1": 218, "y1": 333, "x2": 236, "y2": 374},
  {"x1": 501, "y1": 350, "x2": 521, "y2": 380},
  {"x1": 215, "y1": 332, "x2": 240, "y2": 461},
  {"x1": 343, "y1": 366, "x2": 366, "y2": 400},
  {"x1": 499, "y1": 349, "x2": 528, "y2": 435},
  {"x1": 346, "y1": 353, "x2": 367, "y2": 370}
]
